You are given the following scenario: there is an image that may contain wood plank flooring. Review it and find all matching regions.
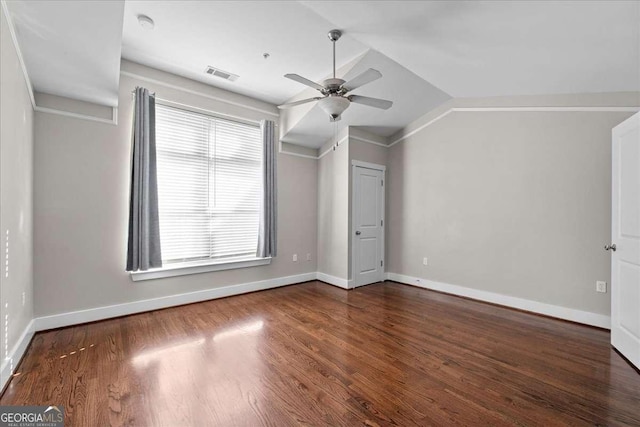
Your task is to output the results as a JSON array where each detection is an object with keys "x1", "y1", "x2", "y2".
[{"x1": 1, "y1": 281, "x2": 639, "y2": 426}]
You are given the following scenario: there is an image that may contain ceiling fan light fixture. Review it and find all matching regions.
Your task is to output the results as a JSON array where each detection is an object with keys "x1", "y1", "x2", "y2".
[
  {"x1": 318, "y1": 96, "x2": 349, "y2": 121},
  {"x1": 278, "y1": 29, "x2": 392, "y2": 121}
]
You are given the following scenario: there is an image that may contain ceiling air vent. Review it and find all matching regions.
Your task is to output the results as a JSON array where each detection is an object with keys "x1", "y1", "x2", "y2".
[{"x1": 204, "y1": 66, "x2": 239, "y2": 82}]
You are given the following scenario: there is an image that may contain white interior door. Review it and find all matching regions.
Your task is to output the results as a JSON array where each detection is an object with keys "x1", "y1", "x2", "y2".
[
  {"x1": 611, "y1": 112, "x2": 640, "y2": 370},
  {"x1": 352, "y1": 163, "x2": 385, "y2": 288}
]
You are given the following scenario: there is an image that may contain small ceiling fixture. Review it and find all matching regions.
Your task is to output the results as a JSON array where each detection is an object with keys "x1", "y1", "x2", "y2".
[
  {"x1": 278, "y1": 29, "x2": 392, "y2": 122},
  {"x1": 263, "y1": 53, "x2": 270, "y2": 59},
  {"x1": 137, "y1": 14, "x2": 154, "y2": 30}
]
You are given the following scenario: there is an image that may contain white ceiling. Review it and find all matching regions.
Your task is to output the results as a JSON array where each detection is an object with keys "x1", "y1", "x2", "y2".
[
  {"x1": 6, "y1": 0, "x2": 639, "y2": 147},
  {"x1": 122, "y1": 1, "x2": 369, "y2": 105},
  {"x1": 303, "y1": 0, "x2": 640, "y2": 97},
  {"x1": 5, "y1": 0, "x2": 124, "y2": 106}
]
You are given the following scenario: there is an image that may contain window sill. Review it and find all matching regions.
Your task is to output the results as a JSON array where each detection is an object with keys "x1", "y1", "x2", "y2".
[{"x1": 130, "y1": 257, "x2": 272, "y2": 282}]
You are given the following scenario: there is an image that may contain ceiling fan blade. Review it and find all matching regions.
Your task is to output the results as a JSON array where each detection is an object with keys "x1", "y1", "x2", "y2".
[
  {"x1": 277, "y1": 97, "x2": 323, "y2": 109},
  {"x1": 284, "y1": 74, "x2": 325, "y2": 91},
  {"x1": 341, "y1": 69, "x2": 382, "y2": 92},
  {"x1": 348, "y1": 95, "x2": 393, "y2": 110}
]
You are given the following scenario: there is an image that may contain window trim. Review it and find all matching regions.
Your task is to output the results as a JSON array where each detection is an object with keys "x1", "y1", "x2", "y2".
[{"x1": 130, "y1": 257, "x2": 271, "y2": 282}]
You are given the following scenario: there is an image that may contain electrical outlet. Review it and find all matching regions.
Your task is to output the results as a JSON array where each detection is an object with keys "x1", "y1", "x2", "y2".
[
  {"x1": 423, "y1": 257, "x2": 428, "y2": 266},
  {"x1": 21, "y1": 292, "x2": 25, "y2": 307},
  {"x1": 306, "y1": 253, "x2": 311, "y2": 261},
  {"x1": 596, "y1": 281, "x2": 607, "y2": 293},
  {"x1": 292, "y1": 254, "x2": 298, "y2": 262}
]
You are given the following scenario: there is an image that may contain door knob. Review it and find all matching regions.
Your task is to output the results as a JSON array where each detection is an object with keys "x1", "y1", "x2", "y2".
[
  {"x1": 355, "y1": 231, "x2": 361, "y2": 235},
  {"x1": 604, "y1": 244, "x2": 617, "y2": 251}
]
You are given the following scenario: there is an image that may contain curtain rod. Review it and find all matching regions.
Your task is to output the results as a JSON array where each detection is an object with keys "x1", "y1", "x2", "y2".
[{"x1": 131, "y1": 89, "x2": 155, "y2": 96}]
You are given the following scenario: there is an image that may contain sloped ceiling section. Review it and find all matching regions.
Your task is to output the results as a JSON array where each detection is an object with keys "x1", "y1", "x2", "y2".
[
  {"x1": 6, "y1": 0, "x2": 125, "y2": 106},
  {"x1": 280, "y1": 49, "x2": 451, "y2": 148},
  {"x1": 303, "y1": 0, "x2": 640, "y2": 98}
]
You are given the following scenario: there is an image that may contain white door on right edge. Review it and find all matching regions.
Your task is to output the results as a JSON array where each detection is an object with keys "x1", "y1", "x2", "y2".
[{"x1": 611, "y1": 111, "x2": 640, "y2": 370}]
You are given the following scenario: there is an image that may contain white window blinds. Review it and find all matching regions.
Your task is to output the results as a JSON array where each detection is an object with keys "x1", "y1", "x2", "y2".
[{"x1": 155, "y1": 104, "x2": 262, "y2": 264}]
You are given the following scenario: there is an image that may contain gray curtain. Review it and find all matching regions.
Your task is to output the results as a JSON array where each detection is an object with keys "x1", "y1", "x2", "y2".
[
  {"x1": 257, "y1": 120, "x2": 277, "y2": 258},
  {"x1": 126, "y1": 87, "x2": 162, "y2": 271}
]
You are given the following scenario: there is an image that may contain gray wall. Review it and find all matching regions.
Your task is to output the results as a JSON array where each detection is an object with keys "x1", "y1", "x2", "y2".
[
  {"x1": 387, "y1": 108, "x2": 634, "y2": 316},
  {"x1": 316, "y1": 127, "x2": 389, "y2": 283},
  {"x1": 0, "y1": 5, "x2": 34, "y2": 371},
  {"x1": 349, "y1": 139, "x2": 388, "y2": 167},
  {"x1": 33, "y1": 61, "x2": 318, "y2": 317},
  {"x1": 317, "y1": 132, "x2": 349, "y2": 280},
  {"x1": 23, "y1": 48, "x2": 640, "y2": 324}
]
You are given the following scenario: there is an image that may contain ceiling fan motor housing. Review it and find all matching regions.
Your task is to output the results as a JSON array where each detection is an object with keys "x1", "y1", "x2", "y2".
[{"x1": 322, "y1": 78, "x2": 346, "y2": 94}]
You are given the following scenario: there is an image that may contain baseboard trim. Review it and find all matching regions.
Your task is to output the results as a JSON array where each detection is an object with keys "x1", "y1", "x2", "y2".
[
  {"x1": 385, "y1": 272, "x2": 611, "y2": 329},
  {"x1": 316, "y1": 272, "x2": 350, "y2": 289},
  {"x1": 34, "y1": 272, "x2": 316, "y2": 332},
  {"x1": 1, "y1": 319, "x2": 35, "y2": 392},
  {"x1": 27, "y1": 271, "x2": 609, "y2": 357}
]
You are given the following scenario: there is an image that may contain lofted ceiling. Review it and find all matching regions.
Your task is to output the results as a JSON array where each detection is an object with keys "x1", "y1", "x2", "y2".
[
  {"x1": 303, "y1": 0, "x2": 640, "y2": 97},
  {"x1": 5, "y1": 0, "x2": 639, "y2": 148},
  {"x1": 5, "y1": 0, "x2": 124, "y2": 106}
]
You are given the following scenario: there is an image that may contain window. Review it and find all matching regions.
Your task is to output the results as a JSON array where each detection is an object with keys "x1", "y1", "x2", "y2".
[{"x1": 155, "y1": 104, "x2": 262, "y2": 265}]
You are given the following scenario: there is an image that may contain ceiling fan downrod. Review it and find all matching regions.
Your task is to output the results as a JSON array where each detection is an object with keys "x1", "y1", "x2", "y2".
[{"x1": 328, "y1": 29, "x2": 342, "y2": 79}]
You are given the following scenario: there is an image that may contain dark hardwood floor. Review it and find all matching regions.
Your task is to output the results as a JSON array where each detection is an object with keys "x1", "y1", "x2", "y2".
[{"x1": 1, "y1": 281, "x2": 639, "y2": 426}]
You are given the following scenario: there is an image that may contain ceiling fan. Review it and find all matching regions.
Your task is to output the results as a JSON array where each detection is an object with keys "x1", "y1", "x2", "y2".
[{"x1": 278, "y1": 29, "x2": 393, "y2": 122}]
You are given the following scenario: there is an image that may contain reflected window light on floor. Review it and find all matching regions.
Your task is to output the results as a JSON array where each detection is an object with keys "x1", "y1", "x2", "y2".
[
  {"x1": 212, "y1": 320, "x2": 264, "y2": 342},
  {"x1": 132, "y1": 338, "x2": 206, "y2": 368}
]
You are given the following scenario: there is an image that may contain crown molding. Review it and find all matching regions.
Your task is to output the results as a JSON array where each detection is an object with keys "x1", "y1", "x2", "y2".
[
  {"x1": 1, "y1": 0, "x2": 35, "y2": 109},
  {"x1": 388, "y1": 105, "x2": 640, "y2": 147},
  {"x1": 33, "y1": 105, "x2": 118, "y2": 125},
  {"x1": 121, "y1": 70, "x2": 278, "y2": 118}
]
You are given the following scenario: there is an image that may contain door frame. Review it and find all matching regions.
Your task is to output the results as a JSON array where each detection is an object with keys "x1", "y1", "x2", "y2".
[{"x1": 351, "y1": 160, "x2": 386, "y2": 288}]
